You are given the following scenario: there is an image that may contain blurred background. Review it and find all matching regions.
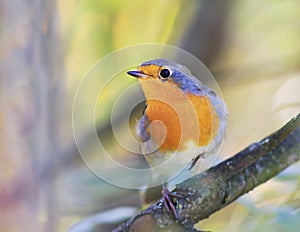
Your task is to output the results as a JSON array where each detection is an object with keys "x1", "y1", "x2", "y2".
[{"x1": 1, "y1": 0, "x2": 300, "y2": 231}]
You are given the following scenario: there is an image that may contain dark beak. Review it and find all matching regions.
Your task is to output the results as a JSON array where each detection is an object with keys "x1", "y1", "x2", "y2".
[{"x1": 127, "y1": 70, "x2": 148, "y2": 78}]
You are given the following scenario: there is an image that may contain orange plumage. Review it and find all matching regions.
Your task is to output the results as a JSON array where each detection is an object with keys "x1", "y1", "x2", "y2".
[
  {"x1": 144, "y1": 94, "x2": 219, "y2": 152},
  {"x1": 127, "y1": 59, "x2": 227, "y2": 219}
]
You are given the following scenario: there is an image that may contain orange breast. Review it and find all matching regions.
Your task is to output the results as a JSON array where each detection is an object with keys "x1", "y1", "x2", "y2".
[{"x1": 145, "y1": 94, "x2": 219, "y2": 152}]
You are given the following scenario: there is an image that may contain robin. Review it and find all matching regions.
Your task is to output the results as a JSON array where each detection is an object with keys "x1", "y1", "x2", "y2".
[{"x1": 127, "y1": 59, "x2": 227, "y2": 218}]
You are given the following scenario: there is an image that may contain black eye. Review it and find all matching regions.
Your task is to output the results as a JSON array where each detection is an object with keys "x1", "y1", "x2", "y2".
[{"x1": 159, "y1": 68, "x2": 171, "y2": 79}]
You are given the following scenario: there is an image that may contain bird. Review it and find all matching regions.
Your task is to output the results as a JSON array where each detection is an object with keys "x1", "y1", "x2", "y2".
[{"x1": 127, "y1": 59, "x2": 227, "y2": 218}]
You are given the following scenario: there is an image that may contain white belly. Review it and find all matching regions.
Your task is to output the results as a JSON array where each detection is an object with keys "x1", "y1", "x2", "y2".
[{"x1": 143, "y1": 141, "x2": 211, "y2": 188}]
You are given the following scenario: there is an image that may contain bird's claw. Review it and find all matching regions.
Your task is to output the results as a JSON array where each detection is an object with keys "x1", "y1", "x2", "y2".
[{"x1": 161, "y1": 188, "x2": 182, "y2": 219}]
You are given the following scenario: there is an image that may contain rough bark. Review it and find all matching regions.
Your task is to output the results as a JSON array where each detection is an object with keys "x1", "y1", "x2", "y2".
[{"x1": 113, "y1": 113, "x2": 300, "y2": 232}]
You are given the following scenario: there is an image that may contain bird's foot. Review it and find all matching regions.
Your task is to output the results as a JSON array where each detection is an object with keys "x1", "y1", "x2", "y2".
[{"x1": 161, "y1": 187, "x2": 183, "y2": 219}]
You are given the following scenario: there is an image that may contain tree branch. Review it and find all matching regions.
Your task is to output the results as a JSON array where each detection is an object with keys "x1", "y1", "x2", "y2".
[{"x1": 113, "y1": 113, "x2": 300, "y2": 232}]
